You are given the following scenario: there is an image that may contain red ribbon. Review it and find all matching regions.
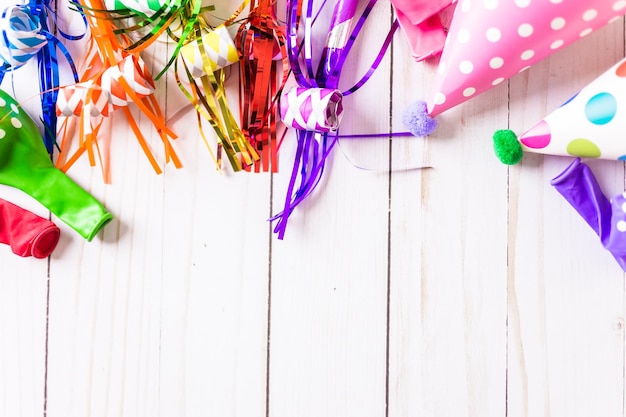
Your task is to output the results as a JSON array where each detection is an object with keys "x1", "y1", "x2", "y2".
[{"x1": 235, "y1": 0, "x2": 289, "y2": 173}]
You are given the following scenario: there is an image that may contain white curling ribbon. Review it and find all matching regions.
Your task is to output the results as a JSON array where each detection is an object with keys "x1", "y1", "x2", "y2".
[
  {"x1": 99, "y1": 55, "x2": 156, "y2": 110},
  {"x1": 280, "y1": 87, "x2": 344, "y2": 133},
  {"x1": 56, "y1": 81, "x2": 111, "y2": 118},
  {"x1": 180, "y1": 25, "x2": 239, "y2": 78},
  {"x1": 0, "y1": 6, "x2": 47, "y2": 67}
]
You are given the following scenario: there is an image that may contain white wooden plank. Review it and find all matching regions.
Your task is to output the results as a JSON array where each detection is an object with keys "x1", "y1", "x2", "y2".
[
  {"x1": 387, "y1": 22, "x2": 509, "y2": 416},
  {"x1": 44, "y1": 39, "x2": 169, "y2": 416},
  {"x1": 268, "y1": 1, "x2": 392, "y2": 416},
  {"x1": 0, "y1": 38, "x2": 67, "y2": 417},
  {"x1": 157, "y1": 28, "x2": 271, "y2": 417},
  {"x1": 507, "y1": 18, "x2": 625, "y2": 417},
  {"x1": 42, "y1": 22, "x2": 272, "y2": 414},
  {"x1": 0, "y1": 252, "x2": 47, "y2": 417}
]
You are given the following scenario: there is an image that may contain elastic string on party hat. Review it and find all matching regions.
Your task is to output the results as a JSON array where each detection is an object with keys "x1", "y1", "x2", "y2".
[
  {"x1": 235, "y1": 0, "x2": 290, "y2": 173},
  {"x1": 0, "y1": 1, "x2": 84, "y2": 154},
  {"x1": 271, "y1": 0, "x2": 399, "y2": 239}
]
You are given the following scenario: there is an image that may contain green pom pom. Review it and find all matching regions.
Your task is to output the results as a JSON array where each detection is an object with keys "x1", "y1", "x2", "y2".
[{"x1": 493, "y1": 129, "x2": 523, "y2": 165}]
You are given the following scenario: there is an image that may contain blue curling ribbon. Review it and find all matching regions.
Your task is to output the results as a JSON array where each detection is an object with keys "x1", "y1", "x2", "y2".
[{"x1": 0, "y1": 1, "x2": 84, "y2": 154}]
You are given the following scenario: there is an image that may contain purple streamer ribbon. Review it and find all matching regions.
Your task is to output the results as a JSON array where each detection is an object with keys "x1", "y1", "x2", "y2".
[{"x1": 272, "y1": 0, "x2": 399, "y2": 239}]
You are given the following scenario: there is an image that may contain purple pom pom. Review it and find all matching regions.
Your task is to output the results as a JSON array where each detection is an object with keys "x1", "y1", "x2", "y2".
[{"x1": 401, "y1": 100, "x2": 437, "y2": 137}]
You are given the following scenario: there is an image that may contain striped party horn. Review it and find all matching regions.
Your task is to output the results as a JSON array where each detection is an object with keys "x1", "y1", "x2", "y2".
[
  {"x1": 279, "y1": 87, "x2": 344, "y2": 133},
  {"x1": 103, "y1": 0, "x2": 169, "y2": 17},
  {"x1": 100, "y1": 54, "x2": 156, "y2": 111},
  {"x1": 56, "y1": 81, "x2": 111, "y2": 118},
  {"x1": 180, "y1": 25, "x2": 239, "y2": 78},
  {"x1": 0, "y1": 5, "x2": 47, "y2": 68}
]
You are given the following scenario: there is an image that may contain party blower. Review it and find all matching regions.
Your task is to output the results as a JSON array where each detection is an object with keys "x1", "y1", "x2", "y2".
[
  {"x1": 272, "y1": 0, "x2": 401, "y2": 239},
  {"x1": 0, "y1": 2, "x2": 83, "y2": 154},
  {"x1": 493, "y1": 57, "x2": 626, "y2": 165},
  {"x1": 410, "y1": 0, "x2": 626, "y2": 138},
  {"x1": 0, "y1": 89, "x2": 113, "y2": 241}
]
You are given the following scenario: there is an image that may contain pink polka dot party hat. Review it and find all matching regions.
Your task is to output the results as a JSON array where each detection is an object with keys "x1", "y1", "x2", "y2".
[
  {"x1": 494, "y1": 57, "x2": 626, "y2": 164},
  {"x1": 427, "y1": 0, "x2": 626, "y2": 118}
]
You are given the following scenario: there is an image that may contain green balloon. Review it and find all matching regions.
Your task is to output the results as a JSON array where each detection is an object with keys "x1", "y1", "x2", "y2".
[{"x1": 0, "y1": 90, "x2": 112, "y2": 241}]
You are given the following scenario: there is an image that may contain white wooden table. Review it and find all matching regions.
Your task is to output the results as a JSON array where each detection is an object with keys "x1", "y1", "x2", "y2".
[{"x1": 1, "y1": 1, "x2": 625, "y2": 416}]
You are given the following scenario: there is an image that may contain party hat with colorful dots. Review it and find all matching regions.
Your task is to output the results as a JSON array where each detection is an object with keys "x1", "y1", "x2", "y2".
[
  {"x1": 427, "y1": 0, "x2": 626, "y2": 119},
  {"x1": 494, "y1": 57, "x2": 626, "y2": 164}
]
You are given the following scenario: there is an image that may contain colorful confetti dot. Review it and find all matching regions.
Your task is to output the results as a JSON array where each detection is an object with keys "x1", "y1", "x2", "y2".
[
  {"x1": 585, "y1": 92, "x2": 617, "y2": 125},
  {"x1": 517, "y1": 23, "x2": 533, "y2": 37},
  {"x1": 566, "y1": 138, "x2": 601, "y2": 158},
  {"x1": 520, "y1": 120, "x2": 551, "y2": 149},
  {"x1": 615, "y1": 60, "x2": 626, "y2": 77}
]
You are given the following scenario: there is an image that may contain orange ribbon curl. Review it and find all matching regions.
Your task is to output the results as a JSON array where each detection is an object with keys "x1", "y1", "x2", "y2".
[{"x1": 55, "y1": 0, "x2": 180, "y2": 182}]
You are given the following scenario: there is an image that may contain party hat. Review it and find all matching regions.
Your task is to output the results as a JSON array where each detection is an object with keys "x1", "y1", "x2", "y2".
[
  {"x1": 390, "y1": 0, "x2": 455, "y2": 61},
  {"x1": 428, "y1": 0, "x2": 626, "y2": 118},
  {"x1": 494, "y1": 57, "x2": 626, "y2": 164}
]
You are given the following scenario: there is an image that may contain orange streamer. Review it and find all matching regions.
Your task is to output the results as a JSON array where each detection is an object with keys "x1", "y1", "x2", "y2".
[{"x1": 55, "y1": 0, "x2": 180, "y2": 182}]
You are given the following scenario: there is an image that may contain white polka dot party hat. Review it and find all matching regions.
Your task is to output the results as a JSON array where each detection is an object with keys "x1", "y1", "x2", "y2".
[
  {"x1": 427, "y1": 0, "x2": 626, "y2": 118},
  {"x1": 495, "y1": 57, "x2": 626, "y2": 163}
]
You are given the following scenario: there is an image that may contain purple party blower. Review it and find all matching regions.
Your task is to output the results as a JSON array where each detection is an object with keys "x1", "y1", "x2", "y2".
[
  {"x1": 274, "y1": 0, "x2": 395, "y2": 239},
  {"x1": 316, "y1": 0, "x2": 359, "y2": 87},
  {"x1": 551, "y1": 158, "x2": 626, "y2": 271}
]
